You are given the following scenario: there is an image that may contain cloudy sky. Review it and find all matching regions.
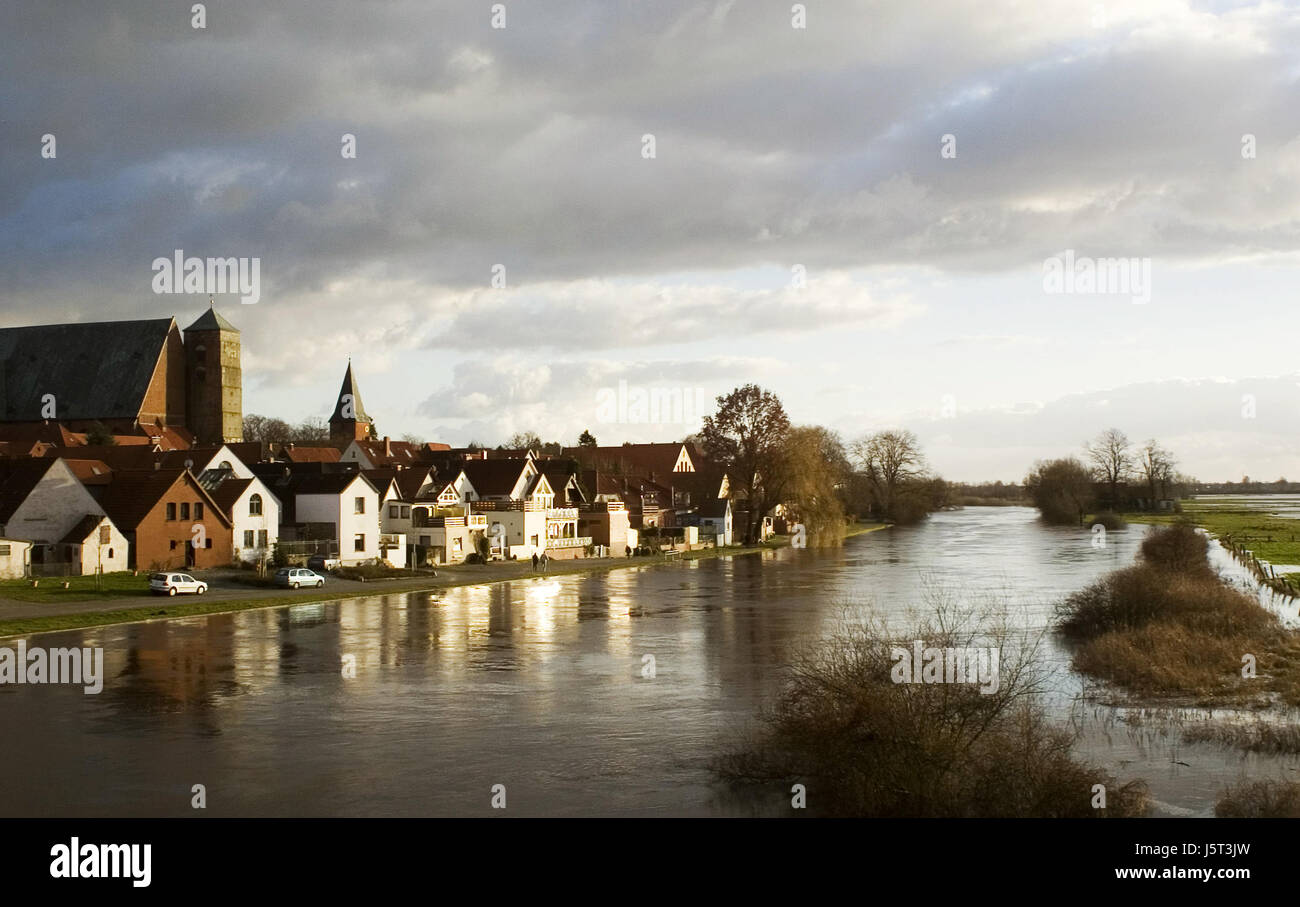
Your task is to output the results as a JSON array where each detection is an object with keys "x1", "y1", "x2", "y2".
[{"x1": 3, "y1": 0, "x2": 1300, "y2": 481}]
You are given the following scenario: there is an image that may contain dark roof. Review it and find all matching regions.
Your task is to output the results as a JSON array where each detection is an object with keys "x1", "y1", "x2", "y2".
[
  {"x1": 329, "y1": 363, "x2": 371, "y2": 425},
  {"x1": 0, "y1": 458, "x2": 58, "y2": 523},
  {"x1": 97, "y1": 469, "x2": 231, "y2": 530},
  {"x1": 364, "y1": 466, "x2": 435, "y2": 501},
  {"x1": 282, "y1": 446, "x2": 342, "y2": 463},
  {"x1": 700, "y1": 498, "x2": 731, "y2": 519},
  {"x1": 461, "y1": 459, "x2": 530, "y2": 497},
  {"x1": 206, "y1": 477, "x2": 254, "y2": 516},
  {"x1": 59, "y1": 514, "x2": 106, "y2": 545},
  {"x1": 290, "y1": 472, "x2": 376, "y2": 496},
  {"x1": 184, "y1": 307, "x2": 240, "y2": 334},
  {"x1": 0, "y1": 318, "x2": 175, "y2": 422},
  {"x1": 564, "y1": 443, "x2": 691, "y2": 480}
]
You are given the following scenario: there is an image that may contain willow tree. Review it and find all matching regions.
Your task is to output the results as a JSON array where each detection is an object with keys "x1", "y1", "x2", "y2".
[{"x1": 781, "y1": 425, "x2": 849, "y2": 546}]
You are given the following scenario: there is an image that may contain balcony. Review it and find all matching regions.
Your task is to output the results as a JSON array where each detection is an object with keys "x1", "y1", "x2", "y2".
[
  {"x1": 546, "y1": 507, "x2": 578, "y2": 521},
  {"x1": 546, "y1": 536, "x2": 592, "y2": 550}
]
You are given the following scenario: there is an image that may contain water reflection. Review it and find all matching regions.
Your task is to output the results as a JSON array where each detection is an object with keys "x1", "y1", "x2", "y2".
[{"x1": 1, "y1": 506, "x2": 1296, "y2": 817}]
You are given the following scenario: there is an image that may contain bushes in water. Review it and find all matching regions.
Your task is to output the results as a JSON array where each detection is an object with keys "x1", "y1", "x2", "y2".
[
  {"x1": 715, "y1": 598, "x2": 1148, "y2": 817},
  {"x1": 1088, "y1": 511, "x2": 1127, "y2": 531},
  {"x1": 1055, "y1": 523, "x2": 1299, "y2": 704},
  {"x1": 1216, "y1": 779, "x2": 1300, "y2": 817}
]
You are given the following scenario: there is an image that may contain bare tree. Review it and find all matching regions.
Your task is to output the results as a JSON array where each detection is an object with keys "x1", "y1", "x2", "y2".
[
  {"x1": 1138, "y1": 439, "x2": 1176, "y2": 507},
  {"x1": 1085, "y1": 428, "x2": 1132, "y2": 510},
  {"x1": 699, "y1": 384, "x2": 792, "y2": 544},
  {"x1": 850, "y1": 429, "x2": 927, "y2": 520}
]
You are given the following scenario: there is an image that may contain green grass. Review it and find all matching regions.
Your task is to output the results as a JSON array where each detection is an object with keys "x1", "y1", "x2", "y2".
[
  {"x1": 0, "y1": 572, "x2": 152, "y2": 603},
  {"x1": 1127, "y1": 501, "x2": 1300, "y2": 566},
  {"x1": 0, "y1": 525, "x2": 891, "y2": 639},
  {"x1": 0, "y1": 588, "x2": 370, "y2": 638}
]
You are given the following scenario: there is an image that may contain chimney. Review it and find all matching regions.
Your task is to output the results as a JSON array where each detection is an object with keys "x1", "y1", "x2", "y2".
[{"x1": 384, "y1": 436, "x2": 391, "y2": 457}]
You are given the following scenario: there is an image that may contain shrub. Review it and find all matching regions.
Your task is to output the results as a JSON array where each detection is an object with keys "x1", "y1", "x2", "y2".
[
  {"x1": 1138, "y1": 521, "x2": 1208, "y2": 575},
  {"x1": 1216, "y1": 779, "x2": 1300, "y2": 818},
  {"x1": 1088, "y1": 511, "x2": 1127, "y2": 531},
  {"x1": 1055, "y1": 523, "x2": 1292, "y2": 703},
  {"x1": 717, "y1": 598, "x2": 1148, "y2": 817}
]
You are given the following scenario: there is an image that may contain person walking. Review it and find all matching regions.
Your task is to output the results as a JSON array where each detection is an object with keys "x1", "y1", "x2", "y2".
[
  {"x1": 540, "y1": 552, "x2": 549, "y2": 572},
  {"x1": 531, "y1": 552, "x2": 539, "y2": 571}
]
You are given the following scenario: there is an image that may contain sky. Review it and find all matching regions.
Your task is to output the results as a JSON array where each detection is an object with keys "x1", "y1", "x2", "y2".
[{"x1": 3, "y1": 0, "x2": 1300, "y2": 481}]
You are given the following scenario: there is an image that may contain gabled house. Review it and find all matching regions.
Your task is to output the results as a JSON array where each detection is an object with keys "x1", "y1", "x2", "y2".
[
  {"x1": 95, "y1": 468, "x2": 233, "y2": 570},
  {"x1": 0, "y1": 458, "x2": 129, "y2": 574},
  {"x1": 564, "y1": 442, "x2": 697, "y2": 479},
  {"x1": 342, "y1": 437, "x2": 441, "y2": 469},
  {"x1": 201, "y1": 472, "x2": 281, "y2": 564},
  {"x1": 276, "y1": 471, "x2": 385, "y2": 565}
]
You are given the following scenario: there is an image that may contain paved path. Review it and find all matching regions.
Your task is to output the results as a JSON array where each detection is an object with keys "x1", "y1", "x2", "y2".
[{"x1": 0, "y1": 555, "x2": 688, "y2": 622}]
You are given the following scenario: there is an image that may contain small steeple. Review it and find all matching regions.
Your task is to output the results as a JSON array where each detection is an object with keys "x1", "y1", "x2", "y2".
[{"x1": 329, "y1": 361, "x2": 373, "y2": 441}]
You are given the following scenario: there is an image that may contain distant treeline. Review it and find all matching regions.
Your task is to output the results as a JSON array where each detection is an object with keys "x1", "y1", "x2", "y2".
[
  {"x1": 1188, "y1": 479, "x2": 1300, "y2": 495},
  {"x1": 948, "y1": 481, "x2": 1029, "y2": 506}
]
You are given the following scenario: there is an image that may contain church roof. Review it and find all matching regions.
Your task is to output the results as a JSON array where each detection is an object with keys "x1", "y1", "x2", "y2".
[
  {"x1": 184, "y1": 308, "x2": 240, "y2": 334},
  {"x1": 329, "y1": 363, "x2": 372, "y2": 425},
  {"x1": 0, "y1": 317, "x2": 175, "y2": 422}
]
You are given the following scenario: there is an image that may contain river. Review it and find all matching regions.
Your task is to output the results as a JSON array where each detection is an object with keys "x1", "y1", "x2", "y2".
[{"x1": 2, "y1": 505, "x2": 1296, "y2": 817}]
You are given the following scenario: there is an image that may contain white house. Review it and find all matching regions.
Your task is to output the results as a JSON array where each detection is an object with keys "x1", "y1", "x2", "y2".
[
  {"x1": 205, "y1": 473, "x2": 282, "y2": 565},
  {"x1": 290, "y1": 472, "x2": 386, "y2": 566},
  {"x1": 0, "y1": 537, "x2": 33, "y2": 579},
  {"x1": 0, "y1": 458, "x2": 129, "y2": 574},
  {"x1": 698, "y1": 498, "x2": 734, "y2": 546}
]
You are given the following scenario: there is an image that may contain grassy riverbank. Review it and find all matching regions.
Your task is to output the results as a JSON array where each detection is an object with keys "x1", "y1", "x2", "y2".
[
  {"x1": 1127, "y1": 499, "x2": 1300, "y2": 572},
  {"x1": 0, "y1": 522, "x2": 888, "y2": 638}
]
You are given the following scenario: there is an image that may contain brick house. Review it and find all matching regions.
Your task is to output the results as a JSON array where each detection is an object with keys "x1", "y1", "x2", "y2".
[{"x1": 96, "y1": 468, "x2": 233, "y2": 570}]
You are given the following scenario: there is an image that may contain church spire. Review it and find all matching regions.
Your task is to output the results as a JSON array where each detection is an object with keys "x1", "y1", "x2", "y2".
[{"x1": 329, "y1": 361, "x2": 373, "y2": 441}]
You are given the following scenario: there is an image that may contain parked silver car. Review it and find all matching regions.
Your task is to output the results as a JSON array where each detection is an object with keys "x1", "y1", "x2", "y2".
[
  {"x1": 274, "y1": 567, "x2": 325, "y2": 589},
  {"x1": 149, "y1": 573, "x2": 208, "y2": 596}
]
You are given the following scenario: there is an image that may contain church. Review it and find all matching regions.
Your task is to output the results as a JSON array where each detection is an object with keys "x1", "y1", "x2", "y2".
[{"x1": 0, "y1": 306, "x2": 243, "y2": 446}]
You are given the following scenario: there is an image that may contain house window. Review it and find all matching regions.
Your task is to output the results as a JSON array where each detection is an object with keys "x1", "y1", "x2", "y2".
[
  {"x1": 452, "y1": 538, "x2": 462, "y2": 552},
  {"x1": 108, "y1": 548, "x2": 114, "y2": 558},
  {"x1": 166, "y1": 503, "x2": 177, "y2": 521},
  {"x1": 400, "y1": 506, "x2": 410, "y2": 518},
  {"x1": 249, "y1": 494, "x2": 263, "y2": 516},
  {"x1": 180, "y1": 503, "x2": 190, "y2": 520},
  {"x1": 205, "y1": 539, "x2": 212, "y2": 549},
  {"x1": 389, "y1": 505, "x2": 399, "y2": 519},
  {"x1": 194, "y1": 502, "x2": 204, "y2": 520},
  {"x1": 244, "y1": 530, "x2": 255, "y2": 547},
  {"x1": 355, "y1": 497, "x2": 366, "y2": 514},
  {"x1": 257, "y1": 530, "x2": 268, "y2": 548},
  {"x1": 169, "y1": 540, "x2": 178, "y2": 550},
  {"x1": 0, "y1": 545, "x2": 10, "y2": 556},
  {"x1": 354, "y1": 534, "x2": 365, "y2": 552}
]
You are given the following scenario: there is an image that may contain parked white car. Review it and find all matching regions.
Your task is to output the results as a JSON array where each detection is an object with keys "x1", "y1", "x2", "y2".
[
  {"x1": 275, "y1": 567, "x2": 326, "y2": 589},
  {"x1": 149, "y1": 573, "x2": 208, "y2": 596}
]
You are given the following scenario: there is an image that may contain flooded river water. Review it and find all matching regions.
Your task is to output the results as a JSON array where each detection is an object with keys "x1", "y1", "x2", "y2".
[{"x1": 2, "y1": 505, "x2": 1296, "y2": 816}]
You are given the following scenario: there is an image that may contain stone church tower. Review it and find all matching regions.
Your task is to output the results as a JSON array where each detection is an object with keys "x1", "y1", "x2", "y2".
[{"x1": 183, "y1": 306, "x2": 243, "y2": 444}]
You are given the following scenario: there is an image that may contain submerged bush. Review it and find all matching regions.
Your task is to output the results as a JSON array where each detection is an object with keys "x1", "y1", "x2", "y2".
[
  {"x1": 1138, "y1": 521, "x2": 1209, "y2": 575},
  {"x1": 1089, "y1": 512, "x2": 1127, "y2": 532},
  {"x1": 1055, "y1": 523, "x2": 1295, "y2": 703},
  {"x1": 716, "y1": 598, "x2": 1148, "y2": 817},
  {"x1": 1216, "y1": 779, "x2": 1300, "y2": 818}
]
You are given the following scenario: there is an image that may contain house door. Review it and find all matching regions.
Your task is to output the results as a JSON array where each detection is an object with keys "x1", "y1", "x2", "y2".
[{"x1": 185, "y1": 543, "x2": 196, "y2": 568}]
